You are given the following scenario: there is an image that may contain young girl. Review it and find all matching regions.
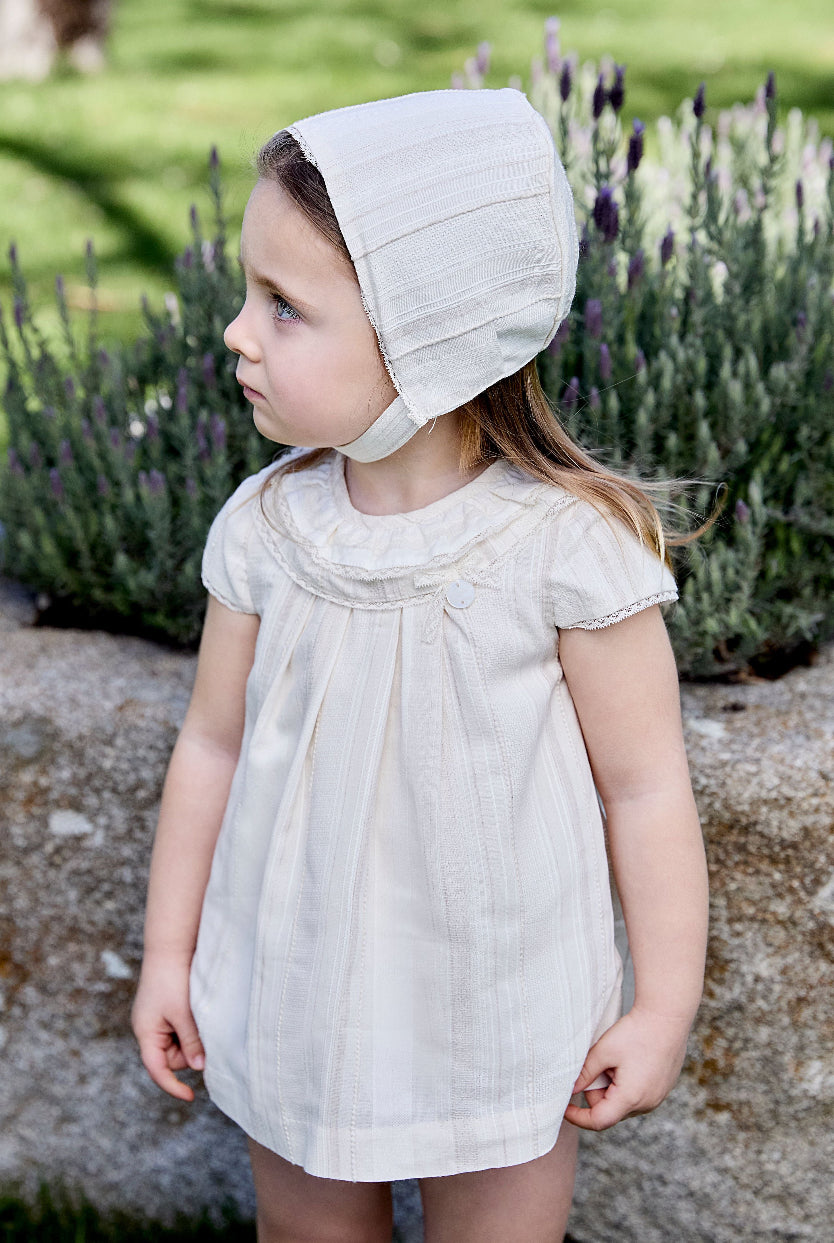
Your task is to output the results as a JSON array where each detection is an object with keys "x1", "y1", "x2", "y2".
[{"x1": 131, "y1": 88, "x2": 709, "y2": 1243}]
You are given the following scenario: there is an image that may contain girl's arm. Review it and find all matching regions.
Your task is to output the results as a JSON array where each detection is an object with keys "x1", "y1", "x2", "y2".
[
  {"x1": 557, "y1": 603, "x2": 709, "y2": 1132},
  {"x1": 131, "y1": 594, "x2": 260, "y2": 1101}
]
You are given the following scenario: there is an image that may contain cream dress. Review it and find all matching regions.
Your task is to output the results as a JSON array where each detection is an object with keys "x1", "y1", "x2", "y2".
[{"x1": 189, "y1": 446, "x2": 678, "y2": 1182}]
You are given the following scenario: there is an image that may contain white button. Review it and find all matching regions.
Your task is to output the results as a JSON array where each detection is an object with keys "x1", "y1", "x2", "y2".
[{"x1": 445, "y1": 579, "x2": 475, "y2": 608}]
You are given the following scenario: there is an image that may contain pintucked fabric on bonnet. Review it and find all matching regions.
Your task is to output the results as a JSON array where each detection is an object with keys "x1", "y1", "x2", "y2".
[{"x1": 190, "y1": 444, "x2": 679, "y2": 1182}]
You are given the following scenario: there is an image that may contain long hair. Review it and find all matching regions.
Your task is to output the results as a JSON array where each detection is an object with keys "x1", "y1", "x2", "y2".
[{"x1": 251, "y1": 129, "x2": 717, "y2": 563}]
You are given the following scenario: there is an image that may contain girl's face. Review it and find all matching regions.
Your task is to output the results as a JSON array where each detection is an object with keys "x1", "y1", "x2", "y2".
[{"x1": 224, "y1": 178, "x2": 397, "y2": 447}]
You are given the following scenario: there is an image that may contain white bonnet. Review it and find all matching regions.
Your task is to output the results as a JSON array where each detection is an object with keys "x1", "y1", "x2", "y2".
[{"x1": 282, "y1": 87, "x2": 579, "y2": 461}]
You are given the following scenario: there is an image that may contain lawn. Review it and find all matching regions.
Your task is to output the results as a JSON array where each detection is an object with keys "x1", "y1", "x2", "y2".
[{"x1": 1, "y1": 0, "x2": 832, "y2": 359}]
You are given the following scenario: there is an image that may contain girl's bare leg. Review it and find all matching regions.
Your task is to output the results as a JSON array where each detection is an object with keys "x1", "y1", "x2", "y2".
[
  {"x1": 247, "y1": 1136, "x2": 394, "y2": 1243},
  {"x1": 418, "y1": 1118, "x2": 579, "y2": 1243}
]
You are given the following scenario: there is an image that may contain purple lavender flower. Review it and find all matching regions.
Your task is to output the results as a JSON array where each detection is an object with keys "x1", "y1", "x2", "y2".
[
  {"x1": 196, "y1": 416, "x2": 209, "y2": 461},
  {"x1": 813, "y1": 217, "x2": 820, "y2": 239},
  {"x1": 97, "y1": 348, "x2": 109, "y2": 368},
  {"x1": 210, "y1": 146, "x2": 219, "y2": 171},
  {"x1": 28, "y1": 442, "x2": 42, "y2": 469},
  {"x1": 599, "y1": 343, "x2": 612, "y2": 381},
  {"x1": 545, "y1": 17, "x2": 560, "y2": 74},
  {"x1": 561, "y1": 377, "x2": 581, "y2": 412},
  {"x1": 176, "y1": 368, "x2": 189, "y2": 415},
  {"x1": 123, "y1": 439, "x2": 136, "y2": 465},
  {"x1": 796, "y1": 311, "x2": 807, "y2": 337},
  {"x1": 182, "y1": 246, "x2": 194, "y2": 270},
  {"x1": 49, "y1": 468, "x2": 64, "y2": 500},
  {"x1": 735, "y1": 499, "x2": 750, "y2": 524},
  {"x1": 189, "y1": 204, "x2": 198, "y2": 231},
  {"x1": 185, "y1": 476, "x2": 198, "y2": 499},
  {"x1": 97, "y1": 474, "x2": 110, "y2": 497},
  {"x1": 13, "y1": 298, "x2": 24, "y2": 330},
  {"x1": 608, "y1": 64, "x2": 625, "y2": 113},
  {"x1": 85, "y1": 239, "x2": 94, "y2": 262},
  {"x1": 475, "y1": 41, "x2": 490, "y2": 76},
  {"x1": 627, "y1": 119, "x2": 645, "y2": 174},
  {"x1": 584, "y1": 298, "x2": 603, "y2": 339},
  {"x1": 59, "y1": 438, "x2": 73, "y2": 466},
  {"x1": 55, "y1": 274, "x2": 65, "y2": 299},
  {"x1": 589, "y1": 386, "x2": 601, "y2": 410},
  {"x1": 627, "y1": 249, "x2": 645, "y2": 290},
  {"x1": 81, "y1": 418, "x2": 93, "y2": 443},
  {"x1": 7, "y1": 447, "x2": 24, "y2": 477},
  {"x1": 592, "y1": 73, "x2": 606, "y2": 121},
  {"x1": 559, "y1": 62, "x2": 571, "y2": 102},
  {"x1": 635, "y1": 348, "x2": 646, "y2": 372},
  {"x1": 109, "y1": 427, "x2": 121, "y2": 450},
  {"x1": 146, "y1": 412, "x2": 159, "y2": 441},
  {"x1": 149, "y1": 469, "x2": 165, "y2": 496},
  {"x1": 765, "y1": 71, "x2": 776, "y2": 101},
  {"x1": 93, "y1": 395, "x2": 107, "y2": 425},
  {"x1": 592, "y1": 186, "x2": 619, "y2": 243},
  {"x1": 693, "y1": 82, "x2": 706, "y2": 119},
  {"x1": 660, "y1": 228, "x2": 675, "y2": 266},
  {"x1": 8, "y1": 242, "x2": 17, "y2": 266},
  {"x1": 202, "y1": 352, "x2": 216, "y2": 389},
  {"x1": 64, "y1": 376, "x2": 76, "y2": 401},
  {"x1": 138, "y1": 469, "x2": 149, "y2": 491},
  {"x1": 210, "y1": 414, "x2": 227, "y2": 452},
  {"x1": 795, "y1": 179, "x2": 804, "y2": 210}
]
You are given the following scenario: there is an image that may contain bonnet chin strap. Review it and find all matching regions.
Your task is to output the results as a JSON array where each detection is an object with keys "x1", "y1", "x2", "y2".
[{"x1": 333, "y1": 395, "x2": 437, "y2": 462}]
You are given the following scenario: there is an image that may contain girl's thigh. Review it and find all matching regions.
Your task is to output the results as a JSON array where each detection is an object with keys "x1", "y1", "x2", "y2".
[
  {"x1": 247, "y1": 1135, "x2": 394, "y2": 1243},
  {"x1": 418, "y1": 1119, "x2": 579, "y2": 1243}
]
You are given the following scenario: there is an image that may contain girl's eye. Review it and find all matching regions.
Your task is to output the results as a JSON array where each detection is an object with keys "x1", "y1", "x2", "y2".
[{"x1": 270, "y1": 292, "x2": 301, "y2": 324}]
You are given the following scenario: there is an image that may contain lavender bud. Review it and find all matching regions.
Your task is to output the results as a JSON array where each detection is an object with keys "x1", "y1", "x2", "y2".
[
  {"x1": 561, "y1": 377, "x2": 581, "y2": 412},
  {"x1": 176, "y1": 367, "x2": 189, "y2": 414},
  {"x1": 795, "y1": 179, "x2": 804, "y2": 210},
  {"x1": 196, "y1": 416, "x2": 209, "y2": 461},
  {"x1": 185, "y1": 476, "x2": 198, "y2": 499},
  {"x1": 149, "y1": 469, "x2": 165, "y2": 496},
  {"x1": 13, "y1": 298, "x2": 24, "y2": 330},
  {"x1": 138, "y1": 469, "x2": 149, "y2": 491},
  {"x1": 123, "y1": 439, "x2": 136, "y2": 464},
  {"x1": 592, "y1": 186, "x2": 620, "y2": 243},
  {"x1": 109, "y1": 427, "x2": 121, "y2": 450},
  {"x1": 182, "y1": 246, "x2": 194, "y2": 269},
  {"x1": 813, "y1": 217, "x2": 820, "y2": 239},
  {"x1": 735, "y1": 499, "x2": 750, "y2": 524},
  {"x1": 608, "y1": 64, "x2": 625, "y2": 113},
  {"x1": 584, "y1": 298, "x2": 603, "y2": 339},
  {"x1": 49, "y1": 468, "x2": 64, "y2": 500},
  {"x1": 635, "y1": 348, "x2": 646, "y2": 373},
  {"x1": 592, "y1": 73, "x2": 607, "y2": 121},
  {"x1": 28, "y1": 442, "x2": 42, "y2": 469},
  {"x1": 146, "y1": 412, "x2": 159, "y2": 441},
  {"x1": 627, "y1": 119, "x2": 645, "y2": 174},
  {"x1": 59, "y1": 438, "x2": 73, "y2": 466},
  {"x1": 81, "y1": 418, "x2": 93, "y2": 443},
  {"x1": 85, "y1": 239, "x2": 94, "y2": 261},
  {"x1": 599, "y1": 343, "x2": 612, "y2": 381},
  {"x1": 97, "y1": 474, "x2": 110, "y2": 497},
  {"x1": 209, "y1": 146, "x2": 219, "y2": 171},
  {"x1": 210, "y1": 414, "x2": 227, "y2": 452},
  {"x1": 201, "y1": 239, "x2": 216, "y2": 273},
  {"x1": 64, "y1": 376, "x2": 76, "y2": 401},
  {"x1": 55, "y1": 274, "x2": 65, "y2": 299},
  {"x1": 627, "y1": 249, "x2": 645, "y2": 290},
  {"x1": 97, "y1": 347, "x2": 109, "y2": 368},
  {"x1": 796, "y1": 311, "x2": 807, "y2": 337},
  {"x1": 660, "y1": 228, "x2": 675, "y2": 266},
  {"x1": 7, "y1": 447, "x2": 24, "y2": 477},
  {"x1": 189, "y1": 204, "x2": 198, "y2": 231},
  {"x1": 545, "y1": 17, "x2": 560, "y2": 74},
  {"x1": 589, "y1": 386, "x2": 601, "y2": 410},
  {"x1": 475, "y1": 41, "x2": 490, "y2": 76},
  {"x1": 202, "y1": 351, "x2": 216, "y2": 389},
  {"x1": 559, "y1": 62, "x2": 572, "y2": 102},
  {"x1": 93, "y1": 395, "x2": 107, "y2": 425},
  {"x1": 765, "y1": 71, "x2": 776, "y2": 101},
  {"x1": 693, "y1": 82, "x2": 706, "y2": 119},
  {"x1": 8, "y1": 242, "x2": 18, "y2": 266},
  {"x1": 607, "y1": 258, "x2": 618, "y2": 279}
]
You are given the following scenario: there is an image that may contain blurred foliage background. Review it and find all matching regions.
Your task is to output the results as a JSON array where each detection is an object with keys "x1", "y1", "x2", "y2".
[{"x1": 1, "y1": 0, "x2": 833, "y2": 356}]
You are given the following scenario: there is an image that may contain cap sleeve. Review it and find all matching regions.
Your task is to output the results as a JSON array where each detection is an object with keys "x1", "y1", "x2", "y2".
[
  {"x1": 551, "y1": 498, "x2": 678, "y2": 630},
  {"x1": 201, "y1": 468, "x2": 272, "y2": 614}
]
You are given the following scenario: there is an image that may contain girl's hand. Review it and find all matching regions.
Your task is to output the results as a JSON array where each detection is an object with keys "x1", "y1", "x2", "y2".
[
  {"x1": 564, "y1": 1006, "x2": 693, "y2": 1132},
  {"x1": 130, "y1": 953, "x2": 206, "y2": 1102}
]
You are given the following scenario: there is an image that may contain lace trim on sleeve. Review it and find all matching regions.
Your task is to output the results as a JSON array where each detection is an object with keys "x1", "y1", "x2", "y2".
[
  {"x1": 569, "y1": 590, "x2": 679, "y2": 631},
  {"x1": 201, "y1": 572, "x2": 260, "y2": 615}
]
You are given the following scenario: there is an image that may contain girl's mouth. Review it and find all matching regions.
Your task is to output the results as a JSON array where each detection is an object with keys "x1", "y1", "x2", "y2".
[{"x1": 242, "y1": 384, "x2": 265, "y2": 401}]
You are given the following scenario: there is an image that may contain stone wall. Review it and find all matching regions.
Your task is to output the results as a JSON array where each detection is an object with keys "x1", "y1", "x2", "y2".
[{"x1": 1, "y1": 577, "x2": 831, "y2": 1241}]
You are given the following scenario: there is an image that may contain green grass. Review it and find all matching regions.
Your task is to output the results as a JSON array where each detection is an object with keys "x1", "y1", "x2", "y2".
[{"x1": 1, "y1": 0, "x2": 832, "y2": 360}]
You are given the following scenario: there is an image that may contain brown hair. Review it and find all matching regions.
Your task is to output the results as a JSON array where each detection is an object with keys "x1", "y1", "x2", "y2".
[{"x1": 251, "y1": 129, "x2": 717, "y2": 563}]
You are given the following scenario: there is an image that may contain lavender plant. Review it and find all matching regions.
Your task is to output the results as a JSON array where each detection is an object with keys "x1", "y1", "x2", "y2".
[
  {"x1": 459, "y1": 20, "x2": 834, "y2": 678},
  {"x1": 0, "y1": 149, "x2": 266, "y2": 645}
]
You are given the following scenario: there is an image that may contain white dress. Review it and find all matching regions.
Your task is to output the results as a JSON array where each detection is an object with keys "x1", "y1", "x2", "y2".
[{"x1": 189, "y1": 446, "x2": 678, "y2": 1182}]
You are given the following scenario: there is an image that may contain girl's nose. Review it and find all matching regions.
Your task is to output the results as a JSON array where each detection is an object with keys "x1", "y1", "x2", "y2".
[{"x1": 224, "y1": 306, "x2": 259, "y2": 360}]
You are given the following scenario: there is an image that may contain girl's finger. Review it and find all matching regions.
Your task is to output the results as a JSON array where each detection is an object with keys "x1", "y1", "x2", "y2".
[
  {"x1": 140, "y1": 1042, "x2": 196, "y2": 1102},
  {"x1": 583, "y1": 1086, "x2": 607, "y2": 1110},
  {"x1": 571, "y1": 1046, "x2": 615, "y2": 1095}
]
